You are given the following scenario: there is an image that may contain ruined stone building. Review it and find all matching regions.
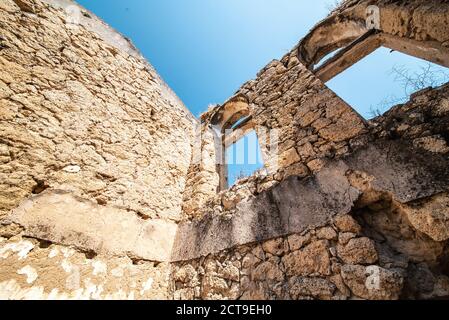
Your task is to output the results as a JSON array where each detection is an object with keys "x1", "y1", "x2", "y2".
[{"x1": 0, "y1": 0, "x2": 449, "y2": 300}]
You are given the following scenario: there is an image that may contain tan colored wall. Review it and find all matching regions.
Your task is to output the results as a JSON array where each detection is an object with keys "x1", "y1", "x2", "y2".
[
  {"x1": 173, "y1": 0, "x2": 449, "y2": 300},
  {"x1": 0, "y1": 0, "x2": 448, "y2": 300},
  {"x1": 173, "y1": 194, "x2": 449, "y2": 300},
  {"x1": 0, "y1": 0, "x2": 196, "y2": 223},
  {"x1": 0, "y1": 234, "x2": 172, "y2": 299},
  {"x1": 181, "y1": 123, "x2": 220, "y2": 220},
  {"x1": 0, "y1": 0, "x2": 197, "y2": 299},
  {"x1": 180, "y1": 0, "x2": 449, "y2": 221},
  {"x1": 172, "y1": 81, "x2": 449, "y2": 300}
]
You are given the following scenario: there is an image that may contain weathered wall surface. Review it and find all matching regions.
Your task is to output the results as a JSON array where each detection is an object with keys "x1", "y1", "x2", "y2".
[
  {"x1": 172, "y1": 214, "x2": 403, "y2": 300},
  {"x1": 181, "y1": 124, "x2": 220, "y2": 219},
  {"x1": 182, "y1": 49, "x2": 368, "y2": 219},
  {"x1": 0, "y1": 0, "x2": 196, "y2": 299},
  {"x1": 0, "y1": 0, "x2": 196, "y2": 222},
  {"x1": 298, "y1": 0, "x2": 449, "y2": 69},
  {"x1": 172, "y1": 192, "x2": 449, "y2": 300},
  {"x1": 182, "y1": 0, "x2": 449, "y2": 221},
  {"x1": 172, "y1": 86, "x2": 449, "y2": 300},
  {"x1": 172, "y1": 82, "x2": 449, "y2": 300},
  {"x1": 1, "y1": 0, "x2": 448, "y2": 300},
  {"x1": 5, "y1": 191, "x2": 177, "y2": 262},
  {"x1": 0, "y1": 235, "x2": 172, "y2": 299},
  {"x1": 173, "y1": 139, "x2": 449, "y2": 262}
]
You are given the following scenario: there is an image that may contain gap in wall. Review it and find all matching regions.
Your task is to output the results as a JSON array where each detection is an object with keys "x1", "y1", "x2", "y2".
[
  {"x1": 325, "y1": 47, "x2": 449, "y2": 119},
  {"x1": 226, "y1": 130, "x2": 264, "y2": 187}
]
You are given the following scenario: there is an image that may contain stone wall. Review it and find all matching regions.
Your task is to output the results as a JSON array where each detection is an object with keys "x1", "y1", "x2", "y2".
[
  {"x1": 0, "y1": 0, "x2": 196, "y2": 222},
  {"x1": 298, "y1": 0, "x2": 449, "y2": 69},
  {"x1": 180, "y1": 0, "x2": 449, "y2": 224},
  {"x1": 172, "y1": 214, "x2": 400, "y2": 300},
  {"x1": 0, "y1": 0, "x2": 195, "y2": 299},
  {"x1": 182, "y1": 49, "x2": 368, "y2": 219},
  {"x1": 181, "y1": 0, "x2": 449, "y2": 220},
  {"x1": 181, "y1": 123, "x2": 220, "y2": 220},
  {"x1": 0, "y1": 0, "x2": 448, "y2": 300},
  {"x1": 173, "y1": 193, "x2": 449, "y2": 300}
]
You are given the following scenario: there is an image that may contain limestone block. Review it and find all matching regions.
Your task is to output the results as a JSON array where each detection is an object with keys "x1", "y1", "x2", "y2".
[
  {"x1": 287, "y1": 233, "x2": 312, "y2": 251},
  {"x1": 252, "y1": 258, "x2": 284, "y2": 282},
  {"x1": 261, "y1": 238, "x2": 288, "y2": 256},
  {"x1": 413, "y1": 135, "x2": 449, "y2": 154},
  {"x1": 279, "y1": 148, "x2": 300, "y2": 168},
  {"x1": 334, "y1": 214, "x2": 362, "y2": 234},
  {"x1": 316, "y1": 227, "x2": 337, "y2": 240}
]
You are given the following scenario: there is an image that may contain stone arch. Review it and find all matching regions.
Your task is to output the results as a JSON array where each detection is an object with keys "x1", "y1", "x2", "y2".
[
  {"x1": 297, "y1": 0, "x2": 449, "y2": 82},
  {"x1": 210, "y1": 95, "x2": 261, "y2": 190}
]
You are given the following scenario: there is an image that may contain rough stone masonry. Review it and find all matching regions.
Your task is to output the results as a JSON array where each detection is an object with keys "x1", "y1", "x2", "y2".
[{"x1": 0, "y1": 0, "x2": 449, "y2": 300}]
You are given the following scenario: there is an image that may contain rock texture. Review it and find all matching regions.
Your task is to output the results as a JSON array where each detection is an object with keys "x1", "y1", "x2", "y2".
[
  {"x1": 1, "y1": 0, "x2": 449, "y2": 300},
  {"x1": 0, "y1": 237, "x2": 171, "y2": 299}
]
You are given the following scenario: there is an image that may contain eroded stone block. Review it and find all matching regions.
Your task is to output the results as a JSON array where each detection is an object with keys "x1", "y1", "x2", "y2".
[{"x1": 4, "y1": 191, "x2": 177, "y2": 262}]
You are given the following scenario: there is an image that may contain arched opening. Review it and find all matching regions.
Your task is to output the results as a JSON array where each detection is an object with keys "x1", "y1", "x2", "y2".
[
  {"x1": 210, "y1": 97, "x2": 265, "y2": 190},
  {"x1": 313, "y1": 47, "x2": 345, "y2": 70},
  {"x1": 301, "y1": 24, "x2": 449, "y2": 119},
  {"x1": 298, "y1": 18, "x2": 368, "y2": 69}
]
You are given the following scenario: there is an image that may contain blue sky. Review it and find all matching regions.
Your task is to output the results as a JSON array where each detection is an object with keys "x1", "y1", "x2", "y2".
[
  {"x1": 77, "y1": 0, "x2": 448, "y2": 186},
  {"x1": 76, "y1": 0, "x2": 332, "y2": 116}
]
